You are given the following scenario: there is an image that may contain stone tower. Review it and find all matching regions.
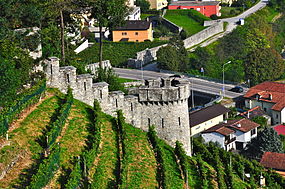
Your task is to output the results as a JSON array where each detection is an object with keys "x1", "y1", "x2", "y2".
[{"x1": 43, "y1": 57, "x2": 191, "y2": 155}]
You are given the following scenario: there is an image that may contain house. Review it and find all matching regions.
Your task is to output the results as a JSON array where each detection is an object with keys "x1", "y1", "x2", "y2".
[
  {"x1": 147, "y1": 0, "x2": 168, "y2": 10},
  {"x1": 201, "y1": 118, "x2": 259, "y2": 151},
  {"x1": 239, "y1": 106, "x2": 271, "y2": 126},
  {"x1": 244, "y1": 81, "x2": 285, "y2": 125},
  {"x1": 190, "y1": 104, "x2": 230, "y2": 136},
  {"x1": 201, "y1": 123, "x2": 236, "y2": 151},
  {"x1": 260, "y1": 152, "x2": 285, "y2": 177},
  {"x1": 168, "y1": 1, "x2": 221, "y2": 17},
  {"x1": 126, "y1": 0, "x2": 141, "y2": 20},
  {"x1": 112, "y1": 20, "x2": 153, "y2": 42}
]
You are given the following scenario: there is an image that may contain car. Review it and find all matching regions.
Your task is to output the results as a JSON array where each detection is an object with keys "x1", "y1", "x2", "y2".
[
  {"x1": 229, "y1": 86, "x2": 244, "y2": 93},
  {"x1": 170, "y1": 74, "x2": 182, "y2": 78}
]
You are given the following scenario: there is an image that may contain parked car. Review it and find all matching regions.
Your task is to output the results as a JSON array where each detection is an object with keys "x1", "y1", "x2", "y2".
[{"x1": 229, "y1": 86, "x2": 244, "y2": 93}]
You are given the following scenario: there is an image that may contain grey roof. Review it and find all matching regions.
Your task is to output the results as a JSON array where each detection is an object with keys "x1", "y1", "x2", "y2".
[
  {"x1": 170, "y1": 1, "x2": 220, "y2": 6},
  {"x1": 190, "y1": 104, "x2": 230, "y2": 127},
  {"x1": 114, "y1": 20, "x2": 151, "y2": 31}
]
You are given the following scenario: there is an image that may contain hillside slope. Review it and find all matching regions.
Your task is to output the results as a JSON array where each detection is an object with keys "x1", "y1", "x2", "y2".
[{"x1": 0, "y1": 91, "x2": 284, "y2": 188}]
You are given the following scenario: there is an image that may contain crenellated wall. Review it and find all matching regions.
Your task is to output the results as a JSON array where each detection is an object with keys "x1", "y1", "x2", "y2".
[{"x1": 44, "y1": 57, "x2": 191, "y2": 155}]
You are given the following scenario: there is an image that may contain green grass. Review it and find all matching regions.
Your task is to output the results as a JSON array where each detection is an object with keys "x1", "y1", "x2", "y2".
[
  {"x1": 77, "y1": 41, "x2": 167, "y2": 67},
  {"x1": 159, "y1": 139, "x2": 185, "y2": 189},
  {"x1": 141, "y1": 13, "x2": 155, "y2": 20},
  {"x1": 117, "y1": 77, "x2": 137, "y2": 84},
  {"x1": 120, "y1": 124, "x2": 158, "y2": 188},
  {"x1": 59, "y1": 99, "x2": 92, "y2": 169},
  {"x1": 90, "y1": 115, "x2": 119, "y2": 188},
  {"x1": 220, "y1": 7, "x2": 242, "y2": 18},
  {"x1": 164, "y1": 10, "x2": 207, "y2": 36},
  {"x1": 266, "y1": 7, "x2": 279, "y2": 22},
  {"x1": 0, "y1": 96, "x2": 60, "y2": 188}
]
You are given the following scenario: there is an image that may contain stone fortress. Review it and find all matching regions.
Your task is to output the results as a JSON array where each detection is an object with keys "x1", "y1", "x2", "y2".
[{"x1": 44, "y1": 57, "x2": 191, "y2": 155}]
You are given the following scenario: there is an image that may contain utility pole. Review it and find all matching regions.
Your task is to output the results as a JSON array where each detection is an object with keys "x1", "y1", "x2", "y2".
[{"x1": 222, "y1": 61, "x2": 232, "y2": 98}]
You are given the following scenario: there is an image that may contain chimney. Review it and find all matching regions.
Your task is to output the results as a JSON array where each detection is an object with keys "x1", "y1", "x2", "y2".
[
  {"x1": 269, "y1": 93, "x2": 272, "y2": 100},
  {"x1": 247, "y1": 111, "x2": 250, "y2": 119}
]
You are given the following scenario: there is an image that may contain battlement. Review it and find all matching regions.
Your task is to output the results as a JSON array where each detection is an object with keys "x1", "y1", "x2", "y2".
[{"x1": 138, "y1": 78, "x2": 190, "y2": 102}]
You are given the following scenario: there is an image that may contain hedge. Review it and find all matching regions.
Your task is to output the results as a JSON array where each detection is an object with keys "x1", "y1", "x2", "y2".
[
  {"x1": 27, "y1": 146, "x2": 61, "y2": 189},
  {"x1": 46, "y1": 88, "x2": 73, "y2": 149}
]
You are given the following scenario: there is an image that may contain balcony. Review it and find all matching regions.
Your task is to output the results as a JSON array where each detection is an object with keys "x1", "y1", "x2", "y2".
[{"x1": 225, "y1": 137, "x2": 236, "y2": 145}]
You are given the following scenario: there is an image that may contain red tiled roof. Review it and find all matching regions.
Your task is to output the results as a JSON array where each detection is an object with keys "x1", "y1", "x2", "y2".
[
  {"x1": 273, "y1": 124, "x2": 285, "y2": 135},
  {"x1": 244, "y1": 81, "x2": 285, "y2": 111},
  {"x1": 227, "y1": 119, "x2": 260, "y2": 133},
  {"x1": 202, "y1": 118, "x2": 259, "y2": 136},
  {"x1": 202, "y1": 124, "x2": 235, "y2": 136},
  {"x1": 260, "y1": 152, "x2": 285, "y2": 171}
]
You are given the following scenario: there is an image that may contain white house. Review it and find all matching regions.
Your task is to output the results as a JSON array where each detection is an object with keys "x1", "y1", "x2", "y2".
[
  {"x1": 201, "y1": 123, "x2": 236, "y2": 151},
  {"x1": 244, "y1": 81, "x2": 285, "y2": 125},
  {"x1": 190, "y1": 104, "x2": 230, "y2": 136},
  {"x1": 126, "y1": 0, "x2": 141, "y2": 20},
  {"x1": 202, "y1": 118, "x2": 259, "y2": 151}
]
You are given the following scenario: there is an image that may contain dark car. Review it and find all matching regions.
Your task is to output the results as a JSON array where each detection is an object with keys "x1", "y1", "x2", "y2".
[{"x1": 229, "y1": 86, "x2": 244, "y2": 93}]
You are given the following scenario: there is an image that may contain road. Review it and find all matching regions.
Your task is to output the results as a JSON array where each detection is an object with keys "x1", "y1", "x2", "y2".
[{"x1": 114, "y1": 68, "x2": 248, "y2": 99}]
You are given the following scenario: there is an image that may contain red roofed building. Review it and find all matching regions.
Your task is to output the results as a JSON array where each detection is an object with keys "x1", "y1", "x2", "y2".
[
  {"x1": 273, "y1": 124, "x2": 285, "y2": 135},
  {"x1": 202, "y1": 118, "x2": 259, "y2": 151},
  {"x1": 168, "y1": 1, "x2": 221, "y2": 17},
  {"x1": 260, "y1": 152, "x2": 285, "y2": 177},
  {"x1": 244, "y1": 81, "x2": 285, "y2": 125}
]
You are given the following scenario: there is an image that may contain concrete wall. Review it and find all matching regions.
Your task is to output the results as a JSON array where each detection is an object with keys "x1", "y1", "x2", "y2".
[
  {"x1": 161, "y1": 17, "x2": 182, "y2": 33},
  {"x1": 44, "y1": 57, "x2": 192, "y2": 155},
  {"x1": 184, "y1": 22, "x2": 224, "y2": 49}
]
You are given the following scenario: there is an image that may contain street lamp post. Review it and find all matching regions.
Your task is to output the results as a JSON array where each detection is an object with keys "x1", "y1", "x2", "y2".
[{"x1": 222, "y1": 61, "x2": 232, "y2": 98}]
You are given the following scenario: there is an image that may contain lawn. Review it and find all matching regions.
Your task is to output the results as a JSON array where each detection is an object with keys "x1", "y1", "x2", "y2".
[{"x1": 164, "y1": 10, "x2": 208, "y2": 36}]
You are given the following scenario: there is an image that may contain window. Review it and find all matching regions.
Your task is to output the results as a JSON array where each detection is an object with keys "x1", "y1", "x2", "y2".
[
  {"x1": 131, "y1": 103, "x2": 133, "y2": 111},
  {"x1": 162, "y1": 118, "x2": 164, "y2": 128},
  {"x1": 178, "y1": 117, "x2": 181, "y2": 126},
  {"x1": 67, "y1": 74, "x2": 70, "y2": 83},
  {"x1": 100, "y1": 90, "x2": 102, "y2": 99},
  {"x1": 136, "y1": 40, "x2": 139, "y2": 42},
  {"x1": 263, "y1": 107, "x2": 267, "y2": 112},
  {"x1": 116, "y1": 99, "x2": 118, "y2": 108},
  {"x1": 135, "y1": 32, "x2": 138, "y2": 35},
  {"x1": 50, "y1": 65, "x2": 53, "y2": 74},
  {"x1": 251, "y1": 128, "x2": 256, "y2": 136},
  {"x1": 84, "y1": 82, "x2": 87, "y2": 91},
  {"x1": 276, "y1": 114, "x2": 279, "y2": 118},
  {"x1": 148, "y1": 118, "x2": 151, "y2": 126},
  {"x1": 197, "y1": 8, "x2": 201, "y2": 11},
  {"x1": 122, "y1": 32, "x2": 127, "y2": 35}
]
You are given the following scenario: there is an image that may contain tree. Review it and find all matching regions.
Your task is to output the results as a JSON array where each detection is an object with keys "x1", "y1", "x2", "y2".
[
  {"x1": 242, "y1": 127, "x2": 283, "y2": 160},
  {"x1": 87, "y1": 0, "x2": 128, "y2": 67},
  {"x1": 157, "y1": 36, "x2": 188, "y2": 72},
  {"x1": 244, "y1": 47, "x2": 284, "y2": 86},
  {"x1": 135, "y1": 0, "x2": 150, "y2": 13}
]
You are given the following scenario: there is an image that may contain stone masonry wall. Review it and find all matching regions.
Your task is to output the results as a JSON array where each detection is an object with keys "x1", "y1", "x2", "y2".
[{"x1": 44, "y1": 57, "x2": 192, "y2": 155}]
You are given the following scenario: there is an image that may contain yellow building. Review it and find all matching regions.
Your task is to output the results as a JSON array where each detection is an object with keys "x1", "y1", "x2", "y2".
[
  {"x1": 112, "y1": 20, "x2": 153, "y2": 42},
  {"x1": 147, "y1": 0, "x2": 168, "y2": 10}
]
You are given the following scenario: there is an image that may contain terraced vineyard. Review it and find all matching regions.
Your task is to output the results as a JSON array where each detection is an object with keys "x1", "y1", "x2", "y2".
[{"x1": 0, "y1": 91, "x2": 285, "y2": 188}]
